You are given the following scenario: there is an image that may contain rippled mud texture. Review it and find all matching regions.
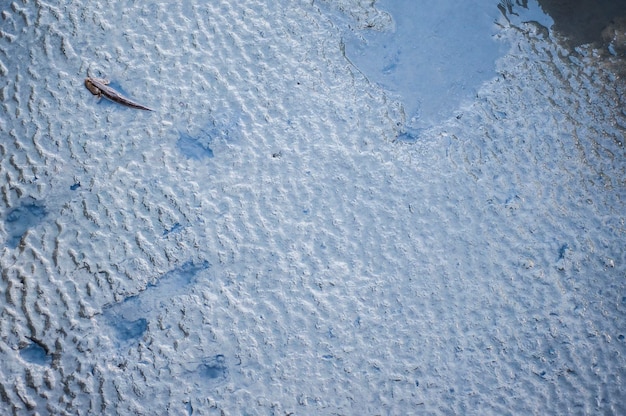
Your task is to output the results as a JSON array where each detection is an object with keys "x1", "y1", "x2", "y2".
[{"x1": 0, "y1": 0, "x2": 624, "y2": 415}]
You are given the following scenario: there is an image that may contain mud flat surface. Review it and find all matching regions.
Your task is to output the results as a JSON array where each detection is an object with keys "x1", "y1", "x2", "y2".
[{"x1": 0, "y1": 0, "x2": 624, "y2": 414}]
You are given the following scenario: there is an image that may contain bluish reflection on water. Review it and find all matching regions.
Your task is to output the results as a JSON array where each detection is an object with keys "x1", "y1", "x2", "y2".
[
  {"x1": 4, "y1": 197, "x2": 47, "y2": 249},
  {"x1": 343, "y1": 0, "x2": 552, "y2": 134},
  {"x1": 19, "y1": 341, "x2": 52, "y2": 366}
]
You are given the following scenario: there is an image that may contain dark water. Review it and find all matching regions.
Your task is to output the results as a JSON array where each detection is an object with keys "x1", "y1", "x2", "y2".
[{"x1": 537, "y1": 0, "x2": 626, "y2": 48}]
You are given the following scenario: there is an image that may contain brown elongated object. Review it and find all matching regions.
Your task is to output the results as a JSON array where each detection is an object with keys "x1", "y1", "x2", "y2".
[{"x1": 85, "y1": 77, "x2": 153, "y2": 111}]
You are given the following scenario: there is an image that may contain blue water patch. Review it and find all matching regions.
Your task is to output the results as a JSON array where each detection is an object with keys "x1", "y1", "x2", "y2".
[
  {"x1": 163, "y1": 222, "x2": 183, "y2": 236},
  {"x1": 176, "y1": 114, "x2": 243, "y2": 160},
  {"x1": 177, "y1": 132, "x2": 214, "y2": 160},
  {"x1": 146, "y1": 260, "x2": 209, "y2": 293},
  {"x1": 4, "y1": 197, "x2": 47, "y2": 249},
  {"x1": 342, "y1": 0, "x2": 511, "y2": 131},
  {"x1": 19, "y1": 341, "x2": 52, "y2": 366},
  {"x1": 110, "y1": 317, "x2": 148, "y2": 341},
  {"x1": 396, "y1": 131, "x2": 419, "y2": 143},
  {"x1": 197, "y1": 355, "x2": 227, "y2": 381},
  {"x1": 103, "y1": 260, "x2": 209, "y2": 345}
]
